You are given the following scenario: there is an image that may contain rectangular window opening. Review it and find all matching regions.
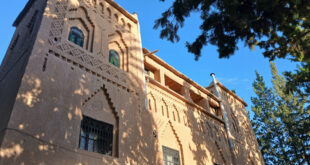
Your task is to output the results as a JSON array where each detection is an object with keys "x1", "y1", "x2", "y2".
[
  {"x1": 162, "y1": 146, "x2": 180, "y2": 165},
  {"x1": 164, "y1": 75, "x2": 183, "y2": 96},
  {"x1": 79, "y1": 116, "x2": 114, "y2": 156},
  {"x1": 144, "y1": 64, "x2": 160, "y2": 82},
  {"x1": 210, "y1": 104, "x2": 221, "y2": 117},
  {"x1": 189, "y1": 90, "x2": 204, "y2": 106}
]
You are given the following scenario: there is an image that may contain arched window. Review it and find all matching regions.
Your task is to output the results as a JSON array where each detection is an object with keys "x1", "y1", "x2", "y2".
[
  {"x1": 68, "y1": 27, "x2": 84, "y2": 47},
  {"x1": 109, "y1": 50, "x2": 120, "y2": 68}
]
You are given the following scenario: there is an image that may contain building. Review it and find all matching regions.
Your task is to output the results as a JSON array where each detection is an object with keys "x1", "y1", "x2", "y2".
[{"x1": 0, "y1": 0, "x2": 264, "y2": 164}]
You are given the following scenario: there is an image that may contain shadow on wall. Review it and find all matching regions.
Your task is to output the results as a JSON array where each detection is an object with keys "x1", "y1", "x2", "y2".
[
  {"x1": 0, "y1": 0, "x2": 262, "y2": 164},
  {"x1": 0, "y1": 0, "x2": 161, "y2": 164},
  {"x1": 183, "y1": 80, "x2": 236, "y2": 165},
  {"x1": 0, "y1": 38, "x2": 160, "y2": 164}
]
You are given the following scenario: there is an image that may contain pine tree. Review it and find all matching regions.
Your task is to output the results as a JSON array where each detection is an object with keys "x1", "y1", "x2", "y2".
[{"x1": 251, "y1": 62, "x2": 310, "y2": 164}]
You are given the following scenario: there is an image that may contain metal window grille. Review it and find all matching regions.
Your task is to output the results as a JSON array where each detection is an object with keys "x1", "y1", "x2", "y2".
[
  {"x1": 163, "y1": 146, "x2": 180, "y2": 165},
  {"x1": 79, "y1": 116, "x2": 113, "y2": 156}
]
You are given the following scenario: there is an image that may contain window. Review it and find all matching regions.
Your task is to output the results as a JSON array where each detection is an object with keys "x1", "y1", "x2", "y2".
[
  {"x1": 164, "y1": 75, "x2": 183, "y2": 95},
  {"x1": 162, "y1": 146, "x2": 180, "y2": 165},
  {"x1": 79, "y1": 116, "x2": 113, "y2": 156},
  {"x1": 109, "y1": 50, "x2": 120, "y2": 68},
  {"x1": 68, "y1": 27, "x2": 84, "y2": 47},
  {"x1": 145, "y1": 64, "x2": 160, "y2": 82},
  {"x1": 144, "y1": 68, "x2": 150, "y2": 76}
]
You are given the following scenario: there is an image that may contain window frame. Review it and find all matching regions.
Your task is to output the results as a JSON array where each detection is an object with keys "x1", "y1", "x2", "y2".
[
  {"x1": 78, "y1": 115, "x2": 114, "y2": 156},
  {"x1": 109, "y1": 49, "x2": 121, "y2": 68},
  {"x1": 162, "y1": 146, "x2": 181, "y2": 165},
  {"x1": 68, "y1": 26, "x2": 85, "y2": 48}
]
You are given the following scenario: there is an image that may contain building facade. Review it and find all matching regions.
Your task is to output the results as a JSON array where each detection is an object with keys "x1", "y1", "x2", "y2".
[{"x1": 0, "y1": 0, "x2": 264, "y2": 164}]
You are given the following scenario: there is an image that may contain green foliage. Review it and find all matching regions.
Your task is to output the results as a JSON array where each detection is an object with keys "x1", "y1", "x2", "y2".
[
  {"x1": 251, "y1": 62, "x2": 310, "y2": 164},
  {"x1": 284, "y1": 62, "x2": 310, "y2": 97},
  {"x1": 155, "y1": 0, "x2": 310, "y2": 61}
]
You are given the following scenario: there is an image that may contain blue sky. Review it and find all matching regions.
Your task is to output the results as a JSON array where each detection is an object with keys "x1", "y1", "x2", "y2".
[{"x1": 0, "y1": 0, "x2": 298, "y2": 114}]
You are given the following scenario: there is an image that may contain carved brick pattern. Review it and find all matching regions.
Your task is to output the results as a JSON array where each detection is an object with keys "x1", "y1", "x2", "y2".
[
  {"x1": 104, "y1": 82, "x2": 136, "y2": 112},
  {"x1": 82, "y1": 86, "x2": 102, "y2": 106},
  {"x1": 148, "y1": 83, "x2": 224, "y2": 128},
  {"x1": 168, "y1": 121, "x2": 185, "y2": 165},
  {"x1": 155, "y1": 117, "x2": 169, "y2": 138},
  {"x1": 48, "y1": 1, "x2": 67, "y2": 46},
  {"x1": 150, "y1": 84, "x2": 232, "y2": 164},
  {"x1": 215, "y1": 141, "x2": 227, "y2": 165},
  {"x1": 49, "y1": 49, "x2": 135, "y2": 97},
  {"x1": 81, "y1": 0, "x2": 92, "y2": 8},
  {"x1": 147, "y1": 83, "x2": 185, "y2": 108},
  {"x1": 47, "y1": 1, "x2": 134, "y2": 94}
]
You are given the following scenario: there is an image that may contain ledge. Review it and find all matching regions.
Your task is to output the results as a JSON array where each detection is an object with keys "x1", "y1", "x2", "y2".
[
  {"x1": 207, "y1": 82, "x2": 248, "y2": 107},
  {"x1": 146, "y1": 76, "x2": 225, "y2": 125},
  {"x1": 143, "y1": 48, "x2": 221, "y2": 103},
  {"x1": 105, "y1": 0, "x2": 138, "y2": 24}
]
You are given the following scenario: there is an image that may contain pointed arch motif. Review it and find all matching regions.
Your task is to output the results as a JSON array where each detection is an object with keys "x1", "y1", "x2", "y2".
[
  {"x1": 167, "y1": 121, "x2": 185, "y2": 165},
  {"x1": 81, "y1": 84, "x2": 120, "y2": 157},
  {"x1": 107, "y1": 7, "x2": 111, "y2": 18},
  {"x1": 183, "y1": 109, "x2": 190, "y2": 127},
  {"x1": 147, "y1": 92, "x2": 157, "y2": 112},
  {"x1": 68, "y1": 6, "x2": 95, "y2": 52},
  {"x1": 161, "y1": 99, "x2": 169, "y2": 118},
  {"x1": 172, "y1": 111, "x2": 176, "y2": 121},
  {"x1": 99, "y1": 3, "x2": 104, "y2": 14},
  {"x1": 183, "y1": 116, "x2": 187, "y2": 126},
  {"x1": 101, "y1": 84, "x2": 120, "y2": 157},
  {"x1": 108, "y1": 31, "x2": 129, "y2": 71},
  {"x1": 127, "y1": 23, "x2": 131, "y2": 31},
  {"x1": 161, "y1": 105, "x2": 165, "y2": 116},
  {"x1": 172, "y1": 104, "x2": 181, "y2": 123},
  {"x1": 121, "y1": 18, "x2": 125, "y2": 27},
  {"x1": 114, "y1": 14, "x2": 119, "y2": 22}
]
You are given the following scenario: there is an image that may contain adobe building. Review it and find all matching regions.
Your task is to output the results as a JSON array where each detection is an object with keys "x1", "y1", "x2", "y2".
[{"x1": 0, "y1": 0, "x2": 265, "y2": 164}]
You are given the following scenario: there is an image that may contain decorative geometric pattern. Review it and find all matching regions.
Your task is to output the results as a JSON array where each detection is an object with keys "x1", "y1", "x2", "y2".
[
  {"x1": 47, "y1": 1, "x2": 67, "y2": 46},
  {"x1": 47, "y1": 0, "x2": 134, "y2": 94}
]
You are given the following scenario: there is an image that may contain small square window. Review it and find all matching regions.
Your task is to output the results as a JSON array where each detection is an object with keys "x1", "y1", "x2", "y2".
[
  {"x1": 163, "y1": 146, "x2": 180, "y2": 165},
  {"x1": 79, "y1": 116, "x2": 113, "y2": 156}
]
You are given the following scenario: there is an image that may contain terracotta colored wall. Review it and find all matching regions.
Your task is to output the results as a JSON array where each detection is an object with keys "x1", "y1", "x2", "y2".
[{"x1": 0, "y1": 0, "x2": 264, "y2": 165}]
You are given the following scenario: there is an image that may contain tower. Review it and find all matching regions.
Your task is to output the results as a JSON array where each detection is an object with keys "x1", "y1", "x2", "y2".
[
  {"x1": 0, "y1": 0, "x2": 265, "y2": 164},
  {"x1": 0, "y1": 0, "x2": 151, "y2": 164}
]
